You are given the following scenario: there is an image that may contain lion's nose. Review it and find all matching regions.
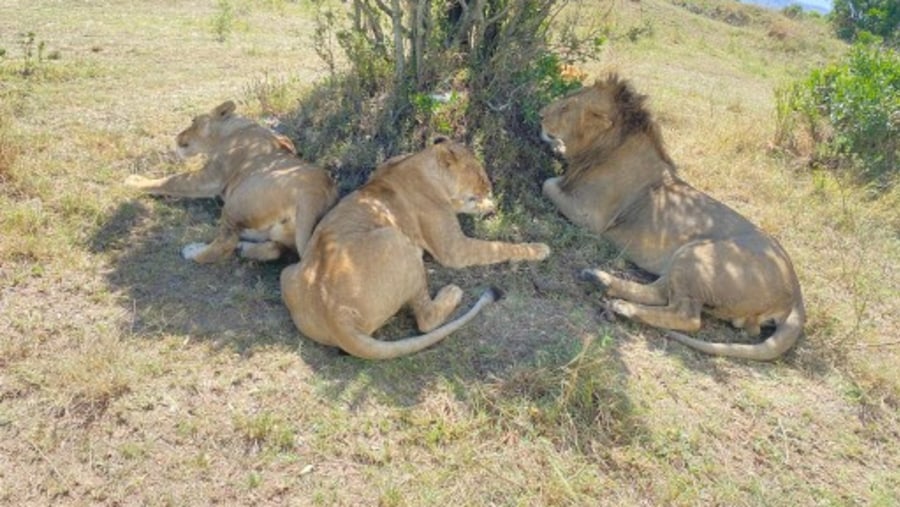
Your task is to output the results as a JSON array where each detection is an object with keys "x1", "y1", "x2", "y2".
[{"x1": 479, "y1": 197, "x2": 496, "y2": 216}]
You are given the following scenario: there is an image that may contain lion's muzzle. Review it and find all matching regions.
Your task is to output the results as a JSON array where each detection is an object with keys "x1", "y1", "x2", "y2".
[
  {"x1": 462, "y1": 197, "x2": 495, "y2": 216},
  {"x1": 540, "y1": 128, "x2": 566, "y2": 155},
  {"x1": 476, "y1": 197, "x2": 496, "y2": 216}
]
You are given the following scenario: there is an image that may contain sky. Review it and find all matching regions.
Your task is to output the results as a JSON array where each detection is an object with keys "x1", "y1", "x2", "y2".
[
  {"x1": 802, "y1": 0, "x2": 833, "y2": 10},
  {"x1": 740, "y1": 0, "x2": 833, "y2": 13}
]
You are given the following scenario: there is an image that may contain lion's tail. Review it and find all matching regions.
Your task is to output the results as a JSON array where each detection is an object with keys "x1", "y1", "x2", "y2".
[
  {"x1": 333, "y1": 288, "x2": 503, "y2": 360},
  {"x1": 666, "y1": 300, "x2": 805, "y2": 362}
]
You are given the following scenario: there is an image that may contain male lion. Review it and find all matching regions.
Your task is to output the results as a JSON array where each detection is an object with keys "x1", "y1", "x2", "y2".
[
  {"x1": 125, "y1": 100, "x2": 337, "y2": 263},
  {"x1": 280, "y1": 138, "x2": 551, "y2": 359},
  {"x1": 540, "y1": 75, "x2": 805, "y2": 361}
]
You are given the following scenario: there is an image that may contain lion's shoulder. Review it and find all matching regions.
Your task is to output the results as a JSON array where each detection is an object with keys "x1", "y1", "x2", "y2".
[{"x1": 210, "y1": 122, "x2": 298, "y2": 160}]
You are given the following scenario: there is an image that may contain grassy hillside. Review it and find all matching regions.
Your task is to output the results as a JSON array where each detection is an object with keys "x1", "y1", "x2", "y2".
[{"x1": 1, "y1": 0, "x2": 897, "y2": 505}]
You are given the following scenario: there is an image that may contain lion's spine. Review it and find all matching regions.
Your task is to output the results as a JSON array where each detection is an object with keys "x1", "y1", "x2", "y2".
[
  {"x1": 666, "y1": 301, "x2": 805, "y2": 361},
  {"x1": 334, "y1": 288, "x2": 500, "y2": 360}
]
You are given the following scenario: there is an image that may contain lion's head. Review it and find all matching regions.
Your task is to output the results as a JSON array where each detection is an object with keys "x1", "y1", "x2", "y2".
[
  {"x1": 432, "y1": 137, "x2": 496, "y2": 216},
  {"x1": 540, "y1": 74, "x2": 665, "y2": 165},
  {"x1": 175, "y1": 100, "x2": 260, "y2": 159}
]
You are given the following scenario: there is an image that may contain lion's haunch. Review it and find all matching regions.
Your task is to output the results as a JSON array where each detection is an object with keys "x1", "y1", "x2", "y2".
[
  {"x1": 280, "y1": 140, "x2": 550, "y2": 359},
  {"x1": 124, "y1": 100, "x2": 337, "y2": 264}
]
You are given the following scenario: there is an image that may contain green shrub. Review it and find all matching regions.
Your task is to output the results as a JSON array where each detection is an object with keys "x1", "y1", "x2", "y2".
[
  {"x1": 775, "y1": 42, "x2": 899, "y2": 188},
  {"x1": 212, "y1": 0, "x2": 233, "y2": 41},
  {"x1": 831, "y1": 0, "x2": 899, "y2": 46},
  {"x1": 782, "y1": 4, "x2": 804, "y2": 19},
  {"x1": 292, "y1": 0, "x2": 602, "y2": 197},
  {"x1": 512, "y1": 52, "x2": 586, "y2": 130}
]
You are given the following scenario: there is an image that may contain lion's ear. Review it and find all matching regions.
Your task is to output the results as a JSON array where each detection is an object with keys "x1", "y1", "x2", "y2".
[
  {"x1": 214, "y1": 100, "x2": 237, "y2": 118},
  {"x1": 435, "y1": 139, "x2": 459, "y2": 165},
  {"x1": 433, "y1": 136, "x2": 451, "y2": 145}
]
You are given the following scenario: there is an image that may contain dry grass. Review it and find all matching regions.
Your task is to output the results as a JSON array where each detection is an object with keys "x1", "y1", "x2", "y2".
[{"x1": 1, "y1": 0, "x2": 898, "y2": 505}]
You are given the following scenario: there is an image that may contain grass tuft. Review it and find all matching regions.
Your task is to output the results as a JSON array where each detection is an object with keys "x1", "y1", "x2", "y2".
[{"x1": 234, "y1": 411, "x2": 296, "y2": 453}]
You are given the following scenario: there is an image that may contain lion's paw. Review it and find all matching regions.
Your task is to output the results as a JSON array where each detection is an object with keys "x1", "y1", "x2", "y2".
[
  {"x1": 181, "y1": 242, "x2": 209, "y2": 260},
  {"x1": 433, "y1": 284, "x2": 464, "y2": 310},
  {"x1": 577, "y1": 268, "x2": 611, "y2": 293},
  {"x1": 542, "y1": 176, "x2": 562, "y2": 197},
  {"x1": 530, "y1": 243, "x2": 551, "y2": 261},
  {"x1": 605, "y1": 299, "x2": 633, "y2": 318}
]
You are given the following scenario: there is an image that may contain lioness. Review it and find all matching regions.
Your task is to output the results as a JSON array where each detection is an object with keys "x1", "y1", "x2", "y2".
[
  {"x1": 540, "y1": 75, "x2": 805, "y2": 361},
  {"x1": 280, "y1": 138, "x2": 551, "y2": 359},
  {"x1": 125, "y1": 100, "x2": 337, "y2": 263}
]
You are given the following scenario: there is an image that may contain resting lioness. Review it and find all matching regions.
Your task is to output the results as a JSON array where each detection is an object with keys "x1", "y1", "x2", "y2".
[
  {"x1": 280, "y1": 138, "x2": 551, "y2": 359},
  {"x1": 540, "y1": 75, "x2": 805, "y2": 361},
  {"x1": 125, "y1": 100, "x2": 337, "y2": 263}
]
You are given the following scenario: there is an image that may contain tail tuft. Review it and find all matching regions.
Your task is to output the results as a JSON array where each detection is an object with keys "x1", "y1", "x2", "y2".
[{"x1": 486, "y1": 286, "x2": 505, "y2": 302}]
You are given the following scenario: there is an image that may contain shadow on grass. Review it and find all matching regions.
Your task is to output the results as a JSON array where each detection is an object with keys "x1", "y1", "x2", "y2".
[
  {"x1": 296, "y1": 262, "x2": 647, "y2": 450},
  {"x1": 91, "y1": 187, "x2": 648, "y2": 451},
  {"x1": 91, "y1": 197, "x2": 297, "y2": 351}
]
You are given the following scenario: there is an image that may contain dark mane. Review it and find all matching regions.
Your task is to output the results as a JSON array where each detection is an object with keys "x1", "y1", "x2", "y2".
[{"x1": 608, "y1": 74, "x2": 675, "y2": 168}]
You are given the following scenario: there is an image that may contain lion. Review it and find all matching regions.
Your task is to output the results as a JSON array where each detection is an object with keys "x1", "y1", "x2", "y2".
[
  {"x1": 125, "y1": 100, "x2": 337, "y2": 263},
  {"x1": 539, "y1": 75, "x2": 805, "y2": 361},
  {"x1": 279, "y1": 138, "x2": 551, "y2": 360}
]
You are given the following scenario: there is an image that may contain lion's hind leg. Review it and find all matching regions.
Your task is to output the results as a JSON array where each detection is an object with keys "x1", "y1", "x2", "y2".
[
  {"x1": 579, "y1": 268, "x2": 668, "y2": 306},
  {"x1": 183, "y1": 223, "x2": 240, "y2": 263},
  {"x1": 236, "y1": 215, "x2": 294, "y2": 261},
  {"x1": 730, "y1": 316, "x2": 762, "y2": 336},
  {"x1": 237, "y1": 241, "x2": 285, "y2": 261},
  {"x1": 410, "y1": 284, "x2": 464, "y2": 333},
  {"x1": 607, "y1": 297, "x2": 703, "y2": 333},
  {"x1": 293, "y1": 194, "x2": 333, "y2": 257}
]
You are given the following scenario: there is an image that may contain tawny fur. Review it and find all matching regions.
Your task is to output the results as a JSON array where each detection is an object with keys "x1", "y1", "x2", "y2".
[
  {"x1": 125, "y1": 100, "x2": 337, "y2": 263},
  {"x1": 540, "y1": 75, "x2": 805, "y2": 361},
  {"x1": 280, "y1": 139, "x2": 551, "y2": 360}
]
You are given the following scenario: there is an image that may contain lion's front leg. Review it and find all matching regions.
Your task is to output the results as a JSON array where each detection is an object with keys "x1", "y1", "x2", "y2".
[
  {"x1": 434, "y1": 237, "x2": 551, "y2": 269},
  {"x1": 543, "y1": 177, "x2": 596, "y2": 230},
  {"x1": 422, "y1": 214, "x2": 550, "y2": 269},
  {"x1": 125, "y1": 159, "x2": 226, "y2": 198}
]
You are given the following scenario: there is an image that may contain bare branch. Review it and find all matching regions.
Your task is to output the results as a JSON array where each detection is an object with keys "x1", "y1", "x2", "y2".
[
  {"x1": 413, "y1": 0, "x2": 428, "y2": 85},
  {"x1": 371, "y1": 0, "x2": 394, "y2": 16},
  {"x1": 390, "y1": 0, "x2": 405, "y2": 84},
  {"x1": 485, "y1": 4, "x2": 512, "y2": 25}
]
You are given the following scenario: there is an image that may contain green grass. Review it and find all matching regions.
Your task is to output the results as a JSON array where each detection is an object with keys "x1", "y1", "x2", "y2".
[{"x1": 0, "y1": 0, "x2": 898, "y2": 505}]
